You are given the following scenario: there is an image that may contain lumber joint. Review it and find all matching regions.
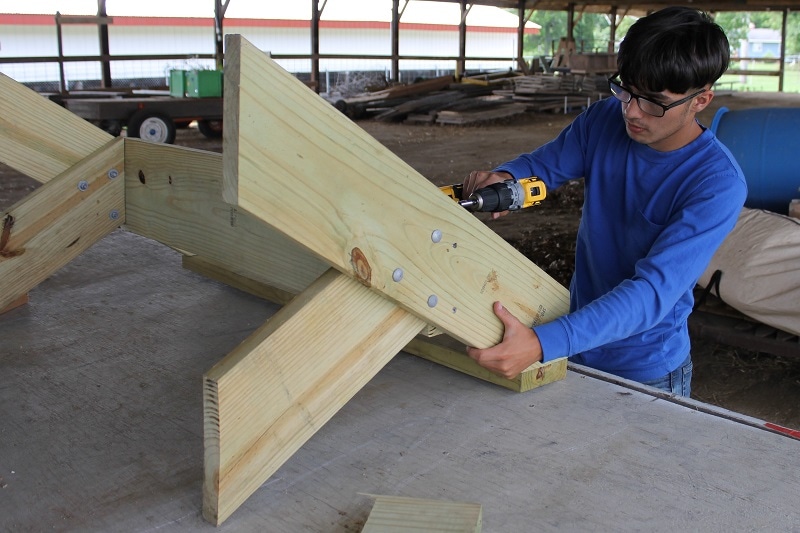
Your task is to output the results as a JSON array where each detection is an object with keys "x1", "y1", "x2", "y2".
[{"x1": 0, "y1": 138, "x2": 125, "y2": 310}]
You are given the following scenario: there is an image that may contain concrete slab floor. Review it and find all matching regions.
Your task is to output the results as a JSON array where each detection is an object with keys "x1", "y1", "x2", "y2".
[{"x1": 2, "y1": 230, "x2": 799, "y2": 532}]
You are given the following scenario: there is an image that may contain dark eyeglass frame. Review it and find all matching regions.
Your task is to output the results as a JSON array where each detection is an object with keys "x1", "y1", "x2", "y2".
[{"x1": 607, "y1": 73, "x2": 706, "y2": 118}]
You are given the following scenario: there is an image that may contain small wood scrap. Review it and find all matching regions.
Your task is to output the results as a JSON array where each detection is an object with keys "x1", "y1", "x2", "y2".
[{"x1": 361, "y1": 494, "x2": 482, "y2": 533}]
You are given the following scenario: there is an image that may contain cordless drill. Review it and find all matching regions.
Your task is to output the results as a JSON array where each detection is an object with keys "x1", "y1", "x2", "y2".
[{"x1": 440, "y1": 177, "x2": 546, "y2": 212}]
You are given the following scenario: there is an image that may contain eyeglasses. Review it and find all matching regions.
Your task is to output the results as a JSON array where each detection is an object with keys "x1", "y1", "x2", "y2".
[{"x1": 607, "y1": 74, "x2": 706, "y2": 118}]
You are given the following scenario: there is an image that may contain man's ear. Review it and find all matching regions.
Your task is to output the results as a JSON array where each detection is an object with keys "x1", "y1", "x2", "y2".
[{"x1": 692, "y1": 89, "x2": 714, "y2": 112}]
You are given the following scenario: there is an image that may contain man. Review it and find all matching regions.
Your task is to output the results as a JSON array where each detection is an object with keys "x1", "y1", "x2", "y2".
[{"x1": 463, "y1": 7, "x2": 747, "y2": 396}]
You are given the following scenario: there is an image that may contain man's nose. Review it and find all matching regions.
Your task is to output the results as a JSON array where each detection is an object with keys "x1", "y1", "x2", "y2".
[{"x1": 623, "y1": 97, "x2": 645, "y2": 119}]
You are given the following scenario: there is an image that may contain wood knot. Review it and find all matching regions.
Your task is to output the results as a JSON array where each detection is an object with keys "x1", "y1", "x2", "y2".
[{"x1": 350, "y1": 247, "x2": 372, "y2": 287}]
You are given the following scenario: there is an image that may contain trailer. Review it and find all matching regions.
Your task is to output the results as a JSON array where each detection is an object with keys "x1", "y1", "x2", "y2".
[{"x1": 61, "y1": 94, "x2": 223, "y2": 144}]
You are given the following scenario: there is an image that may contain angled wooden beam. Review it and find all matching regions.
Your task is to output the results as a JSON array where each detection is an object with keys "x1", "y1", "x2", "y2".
[
  {"x1": 0, "y1": 138, "x2": 125, "y2": 310},
  {"x1": 223, "y1": 35, "x2": 569, "y2": 350},
  {"x1": 122, "y1": 139, "x2": 327, "y2": 295},
  {"x1": 0, "y1": 73, "x2": 112, "y2": 184},
  {"x1": 182, "y1": 250, "x2": 567, "y2": 393},
  {"x1": 203, "y1": 269, "x2": 426, "y2": 525}
]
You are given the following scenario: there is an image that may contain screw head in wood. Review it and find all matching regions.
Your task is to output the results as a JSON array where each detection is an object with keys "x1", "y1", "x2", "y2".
[
  {"x1": 77, "y1": 180, "x2": 89, "y2": 191},
  {"x1": 431, "y1": 229, "x2": 442, "y2": 243},
  {"x1": 392, "y1": 268, "x2": 404, "y2": 282},
  {"x1": 427, "y1": 294, "x2": 438, "y2": 307},
  {"x1": 107, "y1": 168, "x2": 119, "y2": 179}
]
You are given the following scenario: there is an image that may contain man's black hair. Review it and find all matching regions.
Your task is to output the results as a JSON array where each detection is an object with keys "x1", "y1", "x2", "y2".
[{"x1": 617, "y1": 6, "x2": 730, "y2": 94}]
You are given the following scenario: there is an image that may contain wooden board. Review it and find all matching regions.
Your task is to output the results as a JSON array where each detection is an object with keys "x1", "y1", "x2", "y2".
[
  {"x1": 177, "y1": 249, "x2": 568, "y2": 392},
  {"x1": 362, "y1": 494, "x2": 482, "y2": 533},
  {"x1": 0, "y1": 293, "x2": 28, "y2": 315},
  {"x1": 122, "y1": 139, "x2": 327, "y2": 296},
  {"x1": 203, "y1": 269, "x2": 426, "y2": 524},
  {"x1": 404, "y1": 334, "x2": 567, "y2": 392},
  {"x1": 0, "y1": 138, "x2": 125, "y2": 310},
  {"x1": 223, "y1": 35, "x2": 569, "y2": 351},
  {"x1": 0, "y1": 73, "x2": 112, "y2": 184}
]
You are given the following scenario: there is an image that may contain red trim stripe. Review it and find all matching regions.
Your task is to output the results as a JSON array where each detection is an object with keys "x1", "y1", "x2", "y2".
[{"x1": 765, "y1": 422, "x2": 800, "y2": 440}]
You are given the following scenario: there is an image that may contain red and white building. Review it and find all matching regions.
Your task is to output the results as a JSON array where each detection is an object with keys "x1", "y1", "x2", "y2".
[{"x1": 0, "y1": 1, "x2": 539, "y2": 89}]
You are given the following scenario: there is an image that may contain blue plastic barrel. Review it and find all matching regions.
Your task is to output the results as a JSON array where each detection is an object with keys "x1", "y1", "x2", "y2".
[{"x1": 710, "y1": 107, "x2": 800, "y2": 214}]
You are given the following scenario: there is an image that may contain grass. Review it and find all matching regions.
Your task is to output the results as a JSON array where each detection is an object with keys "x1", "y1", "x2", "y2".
[{"x1": 717, "y1": 63, "x2": 800, "y2": 93}]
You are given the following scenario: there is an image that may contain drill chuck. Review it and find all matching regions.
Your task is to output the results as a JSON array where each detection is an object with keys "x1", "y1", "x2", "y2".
[
  {"x1": 459, "y1": 181, "x2": 521, "y2": 212},
  {"x1": 457, "y1": 177, "x2": 545, "y2": 212}
]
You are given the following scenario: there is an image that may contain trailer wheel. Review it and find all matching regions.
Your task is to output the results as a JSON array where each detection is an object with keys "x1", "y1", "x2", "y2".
[
  {"x1": 127, "y1": 110, "x2": 176, "y2": 144},
  {"x1": 197, "y1": 119, "x2": 223, "y2": 139}
]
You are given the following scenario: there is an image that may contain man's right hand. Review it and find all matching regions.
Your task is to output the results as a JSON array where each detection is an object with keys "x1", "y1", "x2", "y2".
[{"x1": 463, "y1": 170, "x2": 514, "y2": 220}]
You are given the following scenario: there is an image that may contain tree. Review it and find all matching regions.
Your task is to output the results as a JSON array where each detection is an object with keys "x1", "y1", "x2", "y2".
[
  {"x1": 524, "y1": 11, "x2": 614, "y2": 57},
  {"x1": 523, "y1": 9, "x2": 800, "y2": 62}
]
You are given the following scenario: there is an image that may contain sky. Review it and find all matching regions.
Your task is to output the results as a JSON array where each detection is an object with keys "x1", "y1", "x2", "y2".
[{"x1": 2, "y1": 1, "x2": 539, "y2": 28}]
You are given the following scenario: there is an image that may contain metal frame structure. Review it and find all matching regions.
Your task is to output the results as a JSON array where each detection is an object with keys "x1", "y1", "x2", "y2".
[{"x1": 2, "y1": 0, "x2": 798, "y2": 92}]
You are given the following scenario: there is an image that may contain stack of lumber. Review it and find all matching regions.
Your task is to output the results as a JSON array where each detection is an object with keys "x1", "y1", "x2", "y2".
[
  {"x1": 332, "y1": 71, "x2": 607, "y2": 125},
  {"x1": 509, "y1": 73, "x2": 606, "y2": 113}
]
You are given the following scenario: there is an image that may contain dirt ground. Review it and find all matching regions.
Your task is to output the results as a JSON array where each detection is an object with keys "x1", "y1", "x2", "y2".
[{"x1": 2, "y1": 90, "x2": 799, "y2": 430}]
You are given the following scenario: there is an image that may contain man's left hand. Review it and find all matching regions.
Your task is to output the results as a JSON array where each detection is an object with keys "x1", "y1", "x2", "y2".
[{"x1": 466, "y1": 301, "x2": 544, "y2": 379}]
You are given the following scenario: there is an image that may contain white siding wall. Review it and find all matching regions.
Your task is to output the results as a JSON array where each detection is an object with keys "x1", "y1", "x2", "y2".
[{"x1": 1, "y1": 19, "x2": 521, "y2": 85}]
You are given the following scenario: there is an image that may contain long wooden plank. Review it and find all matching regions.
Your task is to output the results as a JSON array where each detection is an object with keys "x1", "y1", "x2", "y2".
[
  {"x1": 0, "y1": 138, "x2": 125, "y2": 310},
  {"x1": 203, "y1": 269, "x2": 426, "y2": 525},
  {"x1": 223, "y1": 35, "x2": 569, "y2": 350},
  {"x1": 123, "y1": 139, "x2": 327, "y2": 295},
  {"x1": 0, "y1": 73, "x2": 112, "y2": 184}
]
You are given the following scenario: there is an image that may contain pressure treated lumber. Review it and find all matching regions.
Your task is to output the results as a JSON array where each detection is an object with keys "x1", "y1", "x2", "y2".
[
  {"x1": 182, "y1": 255, "x2": 566, "y2": 392},
  {"x1": 0, "y1": 73, "x2": 112, "y2": 184},
  {"x1": 202, "y1": 269, "x2": 426, "y2": 525},
  {"x1": 0, "y1": 138, "x2": 125, "y2": 310},
  {"x1": 362, "y1": 494, "x2": 482, "y2": 533},
  {"x1": 223, "y1": 35, "x2": 570, "y2": 351},
  {"x1": 122, "y1": 139, "x2": 327, "y2": 296},
  {"x1": 0, "y1": 293, "x2": 28, "y2": 315},
  {"x1": 404, "y1": 334, "x2": 568, "y2": 392},
  {"x1": 0, "y1": 53, "x2": 570, "y2": 528},
  {"x1": 182, "y1": 254, "x2": 296, "y2": 306}
]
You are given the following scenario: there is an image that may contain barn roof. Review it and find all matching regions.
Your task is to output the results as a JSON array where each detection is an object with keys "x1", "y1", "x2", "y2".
[{"x1": 427, "y1": 0, "x2": 800, "y2": 15}]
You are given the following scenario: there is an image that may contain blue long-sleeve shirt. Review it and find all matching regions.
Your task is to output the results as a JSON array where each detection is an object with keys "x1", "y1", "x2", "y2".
[{"x1": 495, "y1": 97, "x2": 747, "y2": 381}]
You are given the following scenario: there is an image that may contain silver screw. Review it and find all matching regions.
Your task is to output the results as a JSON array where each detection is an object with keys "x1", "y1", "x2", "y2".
[
  {"x1": 77, "y1": 180, "x2": 89, "y2": 191},
  {"x1": 107, "y1": 168, "x2": 119, "y2": 179},
  {"x1": 431, "y1": 229, "x2": 442, "y2": 243},
  {"x1": 427, "y1": 294, "x2": 438, "y2": 308},
  {"x1": 109, "y1": 210, "x2": 120, "y2": 220},
  {"x1": 392, "y1": 268, "x2": 404, "y2": 282}
]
